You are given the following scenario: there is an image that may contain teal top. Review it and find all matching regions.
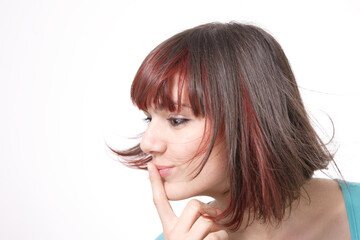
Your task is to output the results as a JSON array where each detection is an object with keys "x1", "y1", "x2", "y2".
[
  {"x1": 155, "y1": 180, "x2": 360, "y2": 240},
  {"x1": 155, "y1": 232, "x2": 164, "y2": 240},
  {"x1": 338, "y1": 180, "x2": 360, "y2": 240}
]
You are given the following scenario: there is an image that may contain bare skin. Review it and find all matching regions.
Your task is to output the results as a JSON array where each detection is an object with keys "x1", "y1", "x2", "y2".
[{"x1": 148, "y1": 167, "x2": 351, "y2": 240}]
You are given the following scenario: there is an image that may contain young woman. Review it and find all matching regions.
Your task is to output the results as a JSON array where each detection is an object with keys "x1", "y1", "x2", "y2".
[{"x1": 114, "y1": 22, "x2": 360, "y2": 240}]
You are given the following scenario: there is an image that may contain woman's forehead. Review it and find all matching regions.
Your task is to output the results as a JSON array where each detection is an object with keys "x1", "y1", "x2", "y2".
[{"x1": 169, "y1": 74, "x2": 190, "y2": 104}]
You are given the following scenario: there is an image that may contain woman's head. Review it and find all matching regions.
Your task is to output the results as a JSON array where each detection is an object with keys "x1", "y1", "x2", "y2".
[{"x1": 114, "y1": 22, "x2": 334, "y2": 230}]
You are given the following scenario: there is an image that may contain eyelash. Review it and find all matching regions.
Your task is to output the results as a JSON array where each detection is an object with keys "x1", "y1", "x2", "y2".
[
  {"x1": 143, "y1": 117, "x2": 151, "y2": 123},
  {"x1": 168, "y1": 117, "x2": 189, "y2": 127},
  {"x1": 143, "y1": 117, "x2": 189, "y2": 127}
]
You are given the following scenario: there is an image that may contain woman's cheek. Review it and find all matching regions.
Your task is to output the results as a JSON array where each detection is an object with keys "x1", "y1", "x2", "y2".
[{"x1": 169, "y1": 137, "x2": 204, "y2": 161}]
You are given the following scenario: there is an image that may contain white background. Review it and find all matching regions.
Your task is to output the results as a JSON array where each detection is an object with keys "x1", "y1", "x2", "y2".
[{"x1": 0, "y1": 0, "x2": 359, "y2": 239}]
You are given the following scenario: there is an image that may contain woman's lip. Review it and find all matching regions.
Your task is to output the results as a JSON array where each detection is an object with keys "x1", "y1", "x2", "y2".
[
  {"x1": 155, "y1": 164, "x2": 175, "y2": 170},
  {"x1": 154, "y1": 164, "x2": 174, "y2": 178}
]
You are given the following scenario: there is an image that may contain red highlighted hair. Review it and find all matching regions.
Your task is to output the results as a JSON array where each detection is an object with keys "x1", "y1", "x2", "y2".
[{"x1": 112, "y1": 22, "x2": 335, "y2": 230}]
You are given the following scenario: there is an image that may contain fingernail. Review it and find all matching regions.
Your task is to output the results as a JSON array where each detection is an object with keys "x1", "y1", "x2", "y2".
[{"x1": 215, "y1": 208, "x2": 222, "y2": 215}]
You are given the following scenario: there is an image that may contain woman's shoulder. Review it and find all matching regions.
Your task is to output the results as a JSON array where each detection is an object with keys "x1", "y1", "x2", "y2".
[
  {"x1": 314, "y1": 178, "x2": 360, "y2": 240},
  {"x1": 309, "y1": 178, "x2": 360, "y2": 216},
  {"x1": 293, "y1": 178, "x2": 351, "y2": 240}
]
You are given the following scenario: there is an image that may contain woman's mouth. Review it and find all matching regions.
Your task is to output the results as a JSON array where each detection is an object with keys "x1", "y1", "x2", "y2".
[{"x1": 155, "y1": 165, "x2": 174, "y2": 178}]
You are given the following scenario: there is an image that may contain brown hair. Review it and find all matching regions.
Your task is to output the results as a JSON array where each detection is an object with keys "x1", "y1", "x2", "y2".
[{"x1": 111, "y1": 22, "x2": 336, "y2": 230}]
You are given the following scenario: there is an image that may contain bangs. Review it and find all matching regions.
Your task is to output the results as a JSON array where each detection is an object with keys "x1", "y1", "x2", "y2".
[{"x1": 130, "y1": 37, "x2": 205, "y2": 116}]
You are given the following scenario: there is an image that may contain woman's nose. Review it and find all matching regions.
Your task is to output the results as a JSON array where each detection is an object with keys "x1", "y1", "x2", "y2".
[{"x1": 140, "y1": 121, "x2": 167, "y2": 155}]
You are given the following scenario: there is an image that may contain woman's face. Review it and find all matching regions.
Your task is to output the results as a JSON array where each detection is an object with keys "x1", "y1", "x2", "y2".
[{"x1": 140, "y1": 81, "x2": 229, "y2": 201}]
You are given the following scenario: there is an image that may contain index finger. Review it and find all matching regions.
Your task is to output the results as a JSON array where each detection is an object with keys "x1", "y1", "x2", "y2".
[{"x1": 148, "y1": 162, "x2": 177, "y2": 228}]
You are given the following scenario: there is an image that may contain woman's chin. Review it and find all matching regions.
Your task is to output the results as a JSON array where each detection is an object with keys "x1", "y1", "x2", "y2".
[{"x1": 164, "y1": 181, "x2": 198, "y2": 201}]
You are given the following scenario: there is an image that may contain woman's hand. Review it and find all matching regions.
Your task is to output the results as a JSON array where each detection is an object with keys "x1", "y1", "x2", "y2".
[{"x1": 148, "y1": 162, "x2": 229, "y2": 240}]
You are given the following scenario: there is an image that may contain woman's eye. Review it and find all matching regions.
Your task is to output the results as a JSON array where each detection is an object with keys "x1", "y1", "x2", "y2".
[
  {"x1": 168, "y1": 118, "x2": 189, "y2": 127},
  {"x1": 143, "y1": 117, "x2": 151, "y2": 123}
]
